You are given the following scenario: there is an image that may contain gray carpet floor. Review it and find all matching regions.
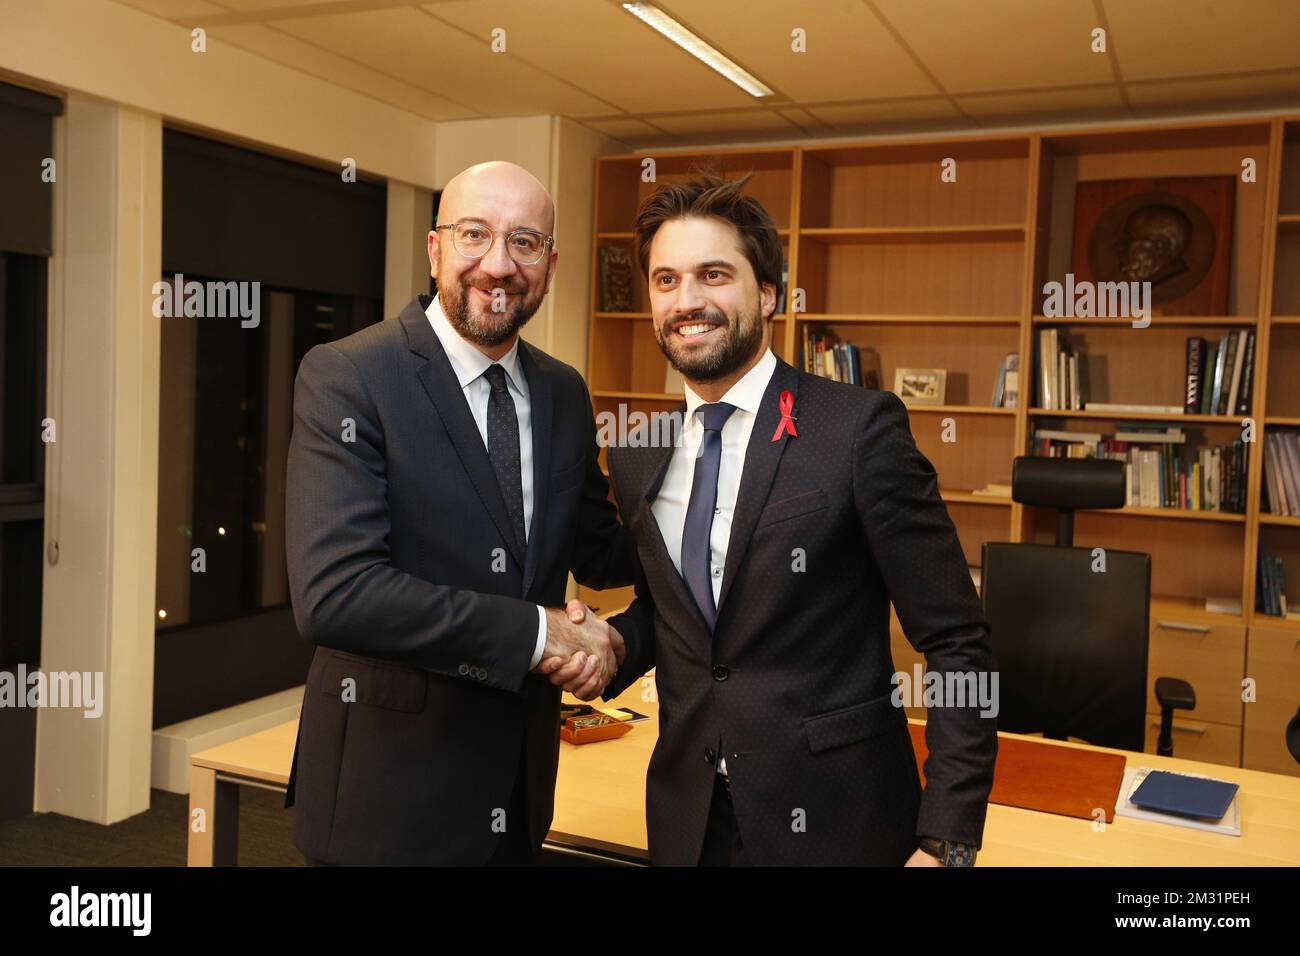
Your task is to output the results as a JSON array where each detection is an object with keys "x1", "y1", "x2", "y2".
[{"x1": 0, "y1": 787, "x2": 304, "y2": 867}]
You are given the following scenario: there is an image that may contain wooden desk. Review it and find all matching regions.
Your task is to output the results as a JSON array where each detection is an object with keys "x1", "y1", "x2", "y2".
[{"x1": 188, "y1": 677, "x2": 1300, "y2": 866}]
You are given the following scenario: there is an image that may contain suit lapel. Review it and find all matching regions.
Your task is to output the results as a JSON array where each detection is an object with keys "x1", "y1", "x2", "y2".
[
  {"x1": 715, "y1": 358, "x2": 800, "y2": 620},
  {"x1": 401, "y1": 296, "x2": 526, "y2": 573},
  {"x1": 517, "y1": 339, "x2": 551, "y2": 599}
]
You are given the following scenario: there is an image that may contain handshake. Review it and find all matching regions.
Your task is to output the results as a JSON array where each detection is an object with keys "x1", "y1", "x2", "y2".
[{"x1": 532, "y1": 600, "x2": 625, "y2": 701}]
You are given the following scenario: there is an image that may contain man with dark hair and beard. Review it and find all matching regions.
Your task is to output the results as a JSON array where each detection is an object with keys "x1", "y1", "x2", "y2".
[
  {"x1": 540, "y1": 174, "x2": 998, "y2": 867},
  {"x1": 284, "y1": 161, "x2": 633, "y2": 865}
]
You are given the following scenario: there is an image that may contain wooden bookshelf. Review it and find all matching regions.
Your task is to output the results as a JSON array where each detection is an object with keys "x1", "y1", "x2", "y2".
[{"x1": 584, "y1": 117, "x2": 1300, "y2": 775}]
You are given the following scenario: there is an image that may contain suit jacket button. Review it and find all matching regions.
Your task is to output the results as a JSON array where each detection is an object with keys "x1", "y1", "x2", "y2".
[
  {"x1": 712, "y1": 665, "x2": 729, "y2": 681},
  {"x1": 704, "y1": 748, "x2": 716, "y2": 764},
  {"x1": 458, "y1": 663, "x2": 469, "y2": 676},
  {"x1": 477, "y1": 668, "x2": 488, "y2": 681}
]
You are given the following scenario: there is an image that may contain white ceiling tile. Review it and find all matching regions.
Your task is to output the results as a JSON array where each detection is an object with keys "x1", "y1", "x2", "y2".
[
  {"x1": 656, "y1": 0, "x2": 940, "y2": 101},
  {"x1": 209, "y1": 21, "x2": 478, "y2": 119},
  {"x1": 873, "y1": 0, "x2": 1113, "y2": 94},
  {"x1": 428, "y1": 0, "x2": 758, "y2": 114},
  {"x1": 273, "y1": 6, "x2": 614, "y2": 115},
  {"x1": 1106, "y1": 0, "x2": 1300, "y2": 81}
]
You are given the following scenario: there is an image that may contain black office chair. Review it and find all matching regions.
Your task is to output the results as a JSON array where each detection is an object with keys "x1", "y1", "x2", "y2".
[{"x1": 981, "y1": 456, "x2": 1196, "y2": 756}]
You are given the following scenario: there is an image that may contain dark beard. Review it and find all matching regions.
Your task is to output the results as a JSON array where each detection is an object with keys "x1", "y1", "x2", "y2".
[
  {"x1": 655, "y1": 305, "x2": 764, "y2": 383},
  {"x1": 443, "y1": 277, "x2": 540, "y2": 348}
]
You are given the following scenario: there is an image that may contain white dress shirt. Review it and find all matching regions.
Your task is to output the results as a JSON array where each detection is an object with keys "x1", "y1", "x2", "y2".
[
  {"x1": 651, "y1": 348, "x2": 778, "y2": 603},
  {"x1": 651, "y1": 348, "x2": 778, "y2": 774},
  {"x1": 425, "y1": 294, "x2": 548, "y2": 669}
]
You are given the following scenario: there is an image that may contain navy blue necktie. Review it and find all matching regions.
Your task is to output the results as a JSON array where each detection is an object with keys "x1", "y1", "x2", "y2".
[{"x1": 682, "y1": 402, "x2": 736, "y2": 630}]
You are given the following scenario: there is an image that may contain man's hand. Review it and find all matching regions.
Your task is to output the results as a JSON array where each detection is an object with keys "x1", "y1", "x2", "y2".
[{"x1": 534, "y1": 600, "x2": 625, "y2": 700}]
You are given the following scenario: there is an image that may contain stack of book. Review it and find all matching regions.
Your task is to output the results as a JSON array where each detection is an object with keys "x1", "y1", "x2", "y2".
[
  {"x1": 1031, "y1": 423, "x2": 1247, "y2": 512},
  {"x1": 802, "y1": 330, "x2": 860, "y2": 383},
  {"x1": 1263, "y1": 430, "x2": 1300, "y2": 515},
  {"x1": 1037, "y1": 330, "x2": 1256, "y2": 416},
  {"x1": 1185, "y1": 331, "x2": 1255, "y2": 416},
  {"x1": 1036, "y1": 328, "x2": 1082, "y2": 410},
  {"x1": 1256, "y1": 543, "x2": 1291, "y2": 617},
  {"x1": 800, "y1": 328, "x2": 880, "y2": 387}
]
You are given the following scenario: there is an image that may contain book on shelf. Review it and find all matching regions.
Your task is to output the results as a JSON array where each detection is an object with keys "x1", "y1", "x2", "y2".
[
  {"x1": 1261, "y1": 430, "x2": 1300, "y2": 516},
  {"x1": 1032, "y1": 423, "x2": 1246, "y2": 513},
  {"x1": 1197, "y1": 330, "x2": 1255, "y2": 417},
  {"x1": 1184, "y1": 337, "x2": 1206, "y2": 414},
  {"x1": 775, "y1": 257, "x2": 789, "y2": 315},
  {"x1": 1037, "y1": 328, "x2": 1085, "y2": 410},
  {"x1": 992, "y1": 352, "x2": 1019, "y2": 408},
  {"x1": 1234, "y1": 331, "x2": 1256, "y2": 415},
  {"x1": 597, "y1": 244, "x2": 635, "y2": 312},
  {"x1": 859, "y1": 347, "x2": 882, "y2": 390},
  {"x1": 1256, "y1": 542, "x2": 1290, "y2": 618}
]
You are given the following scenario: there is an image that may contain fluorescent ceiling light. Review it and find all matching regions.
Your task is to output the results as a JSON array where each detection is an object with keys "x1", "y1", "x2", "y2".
[{"x1": 622, "y1": 2, "x2": 775, "y2": 98}]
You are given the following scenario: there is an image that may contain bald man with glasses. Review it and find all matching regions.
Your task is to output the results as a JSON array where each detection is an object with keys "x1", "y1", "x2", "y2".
[{"x1": 284, "y1": 161, "x2": 634, "y2": 865}]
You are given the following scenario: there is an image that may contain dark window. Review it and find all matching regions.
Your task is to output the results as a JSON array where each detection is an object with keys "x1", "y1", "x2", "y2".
[
  {"x1": 155, "y1": 281, "x2": 381, "y2": 629},
  {"x1": 154, "y1": 130, "x2": 386, "y2": 726},
  {"x1": 0, "y1": 252, "x2": 47, "y2": 668}
]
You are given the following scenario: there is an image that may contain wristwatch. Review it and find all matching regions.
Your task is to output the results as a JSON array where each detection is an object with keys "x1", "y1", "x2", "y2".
[{"x1": 917, "y1": 836, "x2": 976, "y2": 867}]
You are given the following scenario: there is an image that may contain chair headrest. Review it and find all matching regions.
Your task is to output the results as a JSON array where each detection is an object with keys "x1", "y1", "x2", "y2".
[{"x1": 1011, "y1": 455, "x2": 1126, "y2": 510}]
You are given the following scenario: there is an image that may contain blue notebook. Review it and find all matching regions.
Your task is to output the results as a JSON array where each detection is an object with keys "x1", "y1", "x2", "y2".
[{"x1": 1128, "y1": 770, "x2": 1239, "y2": 821}]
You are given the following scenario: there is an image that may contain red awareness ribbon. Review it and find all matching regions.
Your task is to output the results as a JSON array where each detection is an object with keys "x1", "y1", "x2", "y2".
[{"x1": 771, "y1": 389, "x2": 798, "y2": 442}]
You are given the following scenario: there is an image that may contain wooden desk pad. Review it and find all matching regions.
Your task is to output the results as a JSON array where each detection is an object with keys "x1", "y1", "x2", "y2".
[{"x1": 908, "y1": 723, "x2": 1128, "y2": 822}]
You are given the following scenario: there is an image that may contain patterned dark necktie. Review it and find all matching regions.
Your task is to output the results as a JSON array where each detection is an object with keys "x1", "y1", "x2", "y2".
[
  {"x1": 681, "y1": 401, "x2": 736, "y2": 629},
  {"x1": 483, "y1": 363, "x2": 526, "y2": 554}
]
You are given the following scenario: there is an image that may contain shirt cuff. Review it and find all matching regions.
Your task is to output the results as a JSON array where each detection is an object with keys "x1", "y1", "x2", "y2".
[{"x1": 529, "y1": 605, "x2": 547, "y2": 670}]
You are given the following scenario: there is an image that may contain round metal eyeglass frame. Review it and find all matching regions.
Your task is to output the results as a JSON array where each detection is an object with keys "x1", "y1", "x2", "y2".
[{"x1": 435, "y1": 221, "x2": 554, "y2": 265}]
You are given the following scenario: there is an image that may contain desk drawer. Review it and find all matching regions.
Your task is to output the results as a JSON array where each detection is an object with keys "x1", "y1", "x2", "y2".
[
  {"x1": 1243, "y1": 624, "x2": 1300, "y2": 777},
  {"x1": 1142, "y1": 715, "x2": 1241, "y2": 767},
  {"x1": 1147, "y1": 617, "x2": 1245, "y2": 726}
]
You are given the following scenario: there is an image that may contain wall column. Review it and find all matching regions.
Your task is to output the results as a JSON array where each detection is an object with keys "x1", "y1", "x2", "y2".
[
  {"x1": 384, "y1": 180, "x2": 435, "y2": 320},
  {"x1": 37, "y1": 93, "x2": 161, "y2": 824}
]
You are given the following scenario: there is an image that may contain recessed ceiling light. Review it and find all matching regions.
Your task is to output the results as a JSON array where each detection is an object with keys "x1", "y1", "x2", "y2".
[{"x1": 622, "y1": 2, "x2": 775, "y2": 98}]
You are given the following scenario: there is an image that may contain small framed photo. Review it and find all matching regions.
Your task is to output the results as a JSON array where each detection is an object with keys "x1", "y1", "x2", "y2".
[{"x1": 894, "y1": 368, "x2": 947, "y2": 406}]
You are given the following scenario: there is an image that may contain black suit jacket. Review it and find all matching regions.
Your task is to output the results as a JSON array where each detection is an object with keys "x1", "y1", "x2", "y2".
[
  {"x1": 283, "y1": 294, "x2": 633, "y2": 865},
  {"x1": 603, "y1": 356, "x2": 997, "y2": 865}
]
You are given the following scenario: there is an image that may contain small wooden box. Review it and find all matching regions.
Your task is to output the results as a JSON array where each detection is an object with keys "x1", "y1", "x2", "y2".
[{"x1": 561, "y1": 713, "x2": 633, "y2": 745}]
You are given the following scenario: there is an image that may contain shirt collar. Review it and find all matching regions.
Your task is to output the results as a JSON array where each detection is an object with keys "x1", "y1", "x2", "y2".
[
  {"x1": 683, "y1": 348, "x2": 777, "y2": 424},
  {"x1": 425, "y1": 292, "x2": 524, "y2": 393}
]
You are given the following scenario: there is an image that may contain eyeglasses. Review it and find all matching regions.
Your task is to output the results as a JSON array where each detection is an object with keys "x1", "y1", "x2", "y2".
[{"x1": 435, "y1": 221, "x2": 554, "y2": 265}]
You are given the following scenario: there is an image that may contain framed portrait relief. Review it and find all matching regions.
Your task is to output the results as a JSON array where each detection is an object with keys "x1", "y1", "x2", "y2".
[{"x1": 1070, "y1": 176, "x2": 1234, "y2": 316}]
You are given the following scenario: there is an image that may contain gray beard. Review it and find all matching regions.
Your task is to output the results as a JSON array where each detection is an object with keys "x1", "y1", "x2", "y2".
[{"x1": 444, "y1": 280, "x2": 536, "y2": 347}]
